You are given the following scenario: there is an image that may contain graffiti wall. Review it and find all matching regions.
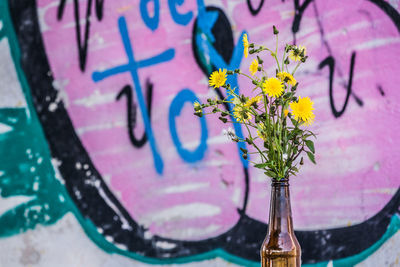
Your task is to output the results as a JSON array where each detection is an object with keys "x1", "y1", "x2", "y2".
[{"x1": 0, "y1": 0, "x2": 399, "y2": 266}]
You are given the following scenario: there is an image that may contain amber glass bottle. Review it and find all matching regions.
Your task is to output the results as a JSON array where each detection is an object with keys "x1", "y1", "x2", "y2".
[{"x1": 261, "y1": 178, "x2": 301, "y2": 267}]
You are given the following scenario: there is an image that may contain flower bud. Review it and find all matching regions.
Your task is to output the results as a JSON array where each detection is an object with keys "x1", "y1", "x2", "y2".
[
  {"x1": 291, "y1": 83, "x2": 298, "y2": 92},
  {"x1": 273, "y1": 25, "x2": 279, "y2": 35},
  {"x1": 219, "y1": 117, "x2": 228, "y2": 123},
  {"x1": 221, "y1": 111, "x2": 229, "y2": 117},
  {"x1": 284, "y1": 57, "x2": 290, "y2": 65},
  {"x1": 257, "y1": 56, "x2": 263, "y2": 64},
  {"x1": 240, "y1": 147, "x2": 248, "y2": 154}
]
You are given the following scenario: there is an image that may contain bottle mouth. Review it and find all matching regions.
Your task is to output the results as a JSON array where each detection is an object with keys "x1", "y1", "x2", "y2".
[{"x1": 271, "y1": 178, "x2": 289, "y2": 186}]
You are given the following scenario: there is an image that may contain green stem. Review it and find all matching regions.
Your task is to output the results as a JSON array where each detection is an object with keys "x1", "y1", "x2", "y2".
[
  {"x1": 291, "y1": 62, "x2": 301, "y2": 75},
  {"x1": 244, "y1": 123, "x2": 268, "y2": 162}
]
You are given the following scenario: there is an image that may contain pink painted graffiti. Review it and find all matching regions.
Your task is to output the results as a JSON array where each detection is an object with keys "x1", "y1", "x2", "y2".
[{"x1": 37, "y1": 0, "x2": 400, "y2": 240}]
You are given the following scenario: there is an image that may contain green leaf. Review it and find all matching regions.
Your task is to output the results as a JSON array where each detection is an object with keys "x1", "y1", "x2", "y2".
[
  {"x1": 305, "y1": 140, "x2": 315, "y2": 153},
  {"x1": 307, "y1": 151, "x2": 316, "y2": 164},
  {"x1": 264, "y1": 170, "x2": 276, "y2": 178},
  {"x1": 254, "y1": 163, "x2": 268, "y2": 169},
  {"x1": 292, "y1": 146, "x2": 298, "y2": 155},
  {"x1": 266, "y1": 161, "x2": 275, "y2": 169}
]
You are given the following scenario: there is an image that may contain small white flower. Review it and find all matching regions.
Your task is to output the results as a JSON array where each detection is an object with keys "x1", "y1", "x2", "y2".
[
  {"x1": 283, "y1": 153, "x2": 288, "y2": 160},
  {"x1": 222, "y1": 127, "x2": 235, "y2": 140},
  {"x1": 232, "y1": 97, "x2": 241, "y2": 106}
]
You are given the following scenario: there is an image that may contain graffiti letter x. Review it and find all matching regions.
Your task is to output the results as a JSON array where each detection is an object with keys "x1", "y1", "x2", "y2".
[{"x1": 92, "y1": 16, "x2": 175, "y2": 175}]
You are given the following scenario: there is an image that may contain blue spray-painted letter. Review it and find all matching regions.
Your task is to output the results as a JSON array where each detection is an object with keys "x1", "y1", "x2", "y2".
[
  {"x1": 140, "y1": 0, "x2": 160, "y2": 31},
  {"x1": 169, "y1": 89, "x2": 208, "y2": 163},
  {"x1": 92, "y1": 16, "x2": 175, "y2": 174}
]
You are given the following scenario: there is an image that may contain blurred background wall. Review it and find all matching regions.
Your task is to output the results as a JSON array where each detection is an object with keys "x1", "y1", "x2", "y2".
[{"x1": 0, "y1": 0, "x2": 399, "y2": 266}]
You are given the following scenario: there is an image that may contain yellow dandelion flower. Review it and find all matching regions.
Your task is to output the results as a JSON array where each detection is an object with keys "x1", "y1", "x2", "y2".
[
  {"x1": 289, "y1": 96, "x2": 315, "y2": 125},
  {"x1": 233, "y1": 105, "x2": 252, "y2": 123},
  {"x1": 243, "y1": 34, "x2": 249, "y2": 58},
  {"x1": 245, "y1": 95, "x2": 262, "y2": 108},
  {"x1": 209, "y1": 69, "x2": 227, "y2": 88},
  {"x1": 284, "y1": 109, "x2": 290, "y2": 117},
  {"x1": 289, "y1": 45, "x2": 306, "y2": 62},
  {"x1": 262, "y1": 77, "x2": 284, "y2": 98},
  {"x1": 193, "y1": 101, "x2": 201, "y2": 111},
  {"x1": 277, "y1": 71, "x2": 297, "y2": 86},
  {"x1": 257, "y1": 123, "x2": 268, "y2": 142},
  {"x1": 249, "y1": 59, "x2": 258, "y2": 76},
  {"x1": 302, "y1": 113, "x2": 315, "y2": 126}
]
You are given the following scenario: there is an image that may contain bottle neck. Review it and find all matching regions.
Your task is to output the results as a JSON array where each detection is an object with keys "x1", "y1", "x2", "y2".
[{"x1": 268, "y1": 179, "x2": 294, "y2": 234}]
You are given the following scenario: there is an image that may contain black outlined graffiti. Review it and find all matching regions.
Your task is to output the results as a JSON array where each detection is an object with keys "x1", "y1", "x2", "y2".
[
  {"x1": 57, "y1": 0, "x2": 105, "y2": 71},
  {"x1": 292, "y1": 0, "x2": 314, "y2": 34},
  {"x1": 247, "y1": 0, "x2": 265, "y2": 16},
  {"x1": 318, "y1": 52, "x2": 356, "y2": 118},
  {"x1": 116, "y1": 80, "x2": 154, "y2": 148}
]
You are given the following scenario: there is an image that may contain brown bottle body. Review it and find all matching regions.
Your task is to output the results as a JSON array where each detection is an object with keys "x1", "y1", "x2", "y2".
[{"x1": 261, "y1": 179, "x2": 301, "y2": 267}]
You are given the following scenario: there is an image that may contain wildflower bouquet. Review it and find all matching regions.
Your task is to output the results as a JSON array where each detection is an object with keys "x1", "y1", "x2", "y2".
[{"x1": 194, "y1": 26, "x2": 316, "y2": 181}]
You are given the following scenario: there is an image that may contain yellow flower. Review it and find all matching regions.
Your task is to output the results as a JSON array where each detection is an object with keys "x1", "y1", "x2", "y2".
[
  {"x1": 289, "y1": 96, "x2": 315, "y2": 125},
  {"x1": 194, "y1": 101, "x2": 201, "y2": 111},
  {"x1": 257, "y1": 123, "x2": 268, "y2": 142},
  {"x1": 245, "y1": 95, "x2": 262, "y2": 108},
  {"x1": 277, "y1": 71, "x2": 297, "y2": 86},
  {"x1": 289, "y1": 45, "x2": 306, "y2": 62},
  {"x1": 284, "y1": 109, "x2": 289, "y2": 117},
  {"x1": 243, "y1": 34, "x2": 249, "y2": 58},
  {"x1": 262, "y1": 77, "x2": 284, "y2": 98},
  {"x1": 249, "y1": 59, "x2": 258, "y2": 76},
  {"x1": 209, "y1": 69, "x2": 227, "y2": 88},
  {"x1": 233, "y1": 105, "x2": 252, "y2": 123}
]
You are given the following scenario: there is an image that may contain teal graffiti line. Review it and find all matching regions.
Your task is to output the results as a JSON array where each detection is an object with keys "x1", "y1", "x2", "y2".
[
  {"x1": 0, "y1": 1, "x2": 74, "y2": 237},
  {"x1": 0, "y1": 108, "x2": 67, "y2": 236},
  {"x1": 326, "y1": 214, "x2": 400, "y2": 267},
  {"x1": 88, "y1": 214, "x2": 399, "y2": 266}
]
